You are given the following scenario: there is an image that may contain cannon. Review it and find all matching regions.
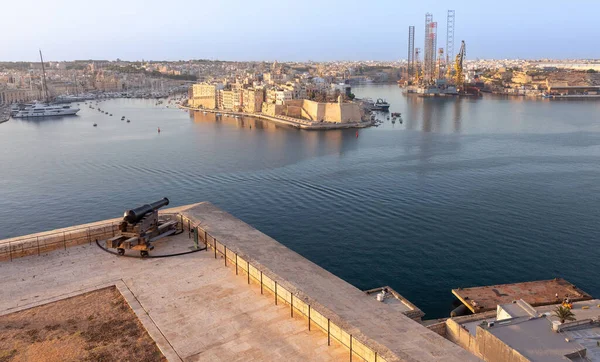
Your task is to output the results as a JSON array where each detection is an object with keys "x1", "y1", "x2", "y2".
[{"x1": 105, "y1": 198, "x2": 179, "y2": 257}]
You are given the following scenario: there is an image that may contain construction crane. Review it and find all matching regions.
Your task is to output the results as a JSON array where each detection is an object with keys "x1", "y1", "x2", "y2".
[
  {"x1": 415, "y1": 48, "x2": 422, "y2": 84},
  {"x1": 454, "y1": 40, "x2": 466, "y2": 88}
]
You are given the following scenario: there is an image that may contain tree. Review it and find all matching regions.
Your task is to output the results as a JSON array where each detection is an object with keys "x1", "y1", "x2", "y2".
[
  {"x1": 348, "y1": 93, "x2": 355, "y2": 100},
  {"x1": 586, "y1": 69, "x2": 597, "y2": 73},
  {"x1": 553, "y1": 306, "x2": 576, "y2": 324}
]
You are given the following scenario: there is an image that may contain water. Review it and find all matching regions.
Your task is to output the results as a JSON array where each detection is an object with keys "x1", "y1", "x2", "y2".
[{"x1": 1, "y1": 86, "x2": 599, "y2": 318}]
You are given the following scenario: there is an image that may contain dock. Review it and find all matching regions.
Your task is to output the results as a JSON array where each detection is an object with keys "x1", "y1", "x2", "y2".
[{"x1": 452, "y1": 278, "x2": 593, "y2": 314}]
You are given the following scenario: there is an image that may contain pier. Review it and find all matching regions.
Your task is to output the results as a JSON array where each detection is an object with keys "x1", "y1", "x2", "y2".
[{"x1": 0, "y1": 202, "x2": 475, "y2": 361}]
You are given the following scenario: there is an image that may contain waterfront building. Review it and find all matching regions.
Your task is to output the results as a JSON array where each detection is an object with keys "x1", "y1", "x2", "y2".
[
  {"x1": 190, "y1": 83, "x2": 219, "y2": 109},
  {"x1": 242, "y1": 88, "x2": 264, "y2": 113},
  {"x1": 221, "y1": 89, "x2": 235, "y2": 110},
  {"x1": 0, "y1": 89, "x2": 40, "y2": 104}
]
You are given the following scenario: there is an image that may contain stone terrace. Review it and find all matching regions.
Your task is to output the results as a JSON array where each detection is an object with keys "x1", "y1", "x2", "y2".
[{"x1": 1, "y1": 202, "x2": 478, "y2": 361}]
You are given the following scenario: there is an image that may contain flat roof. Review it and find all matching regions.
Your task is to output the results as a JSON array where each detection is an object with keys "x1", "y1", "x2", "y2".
[
  {"x1": 452, "y1": 278, "x2": 593, "y2": 313},
  {"x1": 486, "y1": 317, "x2": 586, "y2": 361}
]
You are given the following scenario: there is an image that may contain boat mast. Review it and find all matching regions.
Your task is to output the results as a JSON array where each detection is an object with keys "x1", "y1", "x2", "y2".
[{"x1": 39, "y1": 49, "x2": 50, "y2": 103}]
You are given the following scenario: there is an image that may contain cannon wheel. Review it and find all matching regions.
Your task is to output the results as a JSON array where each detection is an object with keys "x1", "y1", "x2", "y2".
[
  {"x1": 140, "y1": 250, "x2": 149, "y2": 258},
  {"x1": 117, "y1": 248, "x2": 125, "y2": 256}
]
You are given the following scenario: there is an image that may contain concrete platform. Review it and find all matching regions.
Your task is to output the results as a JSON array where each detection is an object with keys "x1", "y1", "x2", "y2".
[
  {"x1": 183, "y1": 202, "x2": 477, "y2": 361},
  {"x1": 0, "y1": 233, "x2": 349, "y2": 362},
  {"x1": 452, "y1": 278, "x2": 593, "y2": 314}
]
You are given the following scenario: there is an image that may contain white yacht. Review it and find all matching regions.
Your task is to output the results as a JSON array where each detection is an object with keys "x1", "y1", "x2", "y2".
[
  {"x1": 11, "y1": 49, "x2": 80, "y2": 119},
  {"x1": 12, "y1": 102, "x2": 80, "y2": 118}
]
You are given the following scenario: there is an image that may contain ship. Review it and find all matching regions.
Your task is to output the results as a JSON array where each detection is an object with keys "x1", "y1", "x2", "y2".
[
  {"x1": 12, "y1": 50, "x2": 80, "y2": 118},
  {"x1": 12, "y1": 102, "x2": 80, "y2": 118},
  {"x1": 370, "y1": 98, "x2": 390, "y2": 112}
]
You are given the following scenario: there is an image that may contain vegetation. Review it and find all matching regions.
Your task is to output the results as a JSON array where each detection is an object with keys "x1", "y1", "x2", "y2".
[
  {"x1": 586, "y1": 69, "x2": 597, "y2": 73},
  {"x1": 553, "y1": 306, "x2": 576, "y2": 324}
]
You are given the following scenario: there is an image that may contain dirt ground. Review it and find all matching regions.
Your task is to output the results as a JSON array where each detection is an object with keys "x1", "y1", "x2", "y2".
[{"x1": 0, "y1": 286, "x2": 165, "y2": 362}]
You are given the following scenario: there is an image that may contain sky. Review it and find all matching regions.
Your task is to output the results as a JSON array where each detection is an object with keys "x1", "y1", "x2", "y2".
[{"x1": 1, "y1": 0, "x2": 598, "y2": 62}]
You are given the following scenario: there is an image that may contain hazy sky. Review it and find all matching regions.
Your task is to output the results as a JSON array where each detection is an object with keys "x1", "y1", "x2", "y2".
[{"x1": 1, "y1": 0, "x2": 597, "y2": 62}]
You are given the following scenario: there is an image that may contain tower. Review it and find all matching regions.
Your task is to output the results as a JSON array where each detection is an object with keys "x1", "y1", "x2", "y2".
[
  {"x1": 423, "y1": 14, "x2": 437, "y2": 82},
  {"x1": 446, "y1": 10, "x2": 455, "y2": 79},
  {"x1": 407, "y1": 26, "x2": 415, "y2": 81}
]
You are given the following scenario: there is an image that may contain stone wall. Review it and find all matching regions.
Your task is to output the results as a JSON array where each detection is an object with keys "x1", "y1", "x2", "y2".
[
  {"x1": 475, "y1": 327, "x2": 529, "y2": 362},
  {"x1": 426, "y1": 321, "x2": 447, "y2": 336},
  {"x1": 445, "y1": 318, "x2": 482, "y2": 358}
]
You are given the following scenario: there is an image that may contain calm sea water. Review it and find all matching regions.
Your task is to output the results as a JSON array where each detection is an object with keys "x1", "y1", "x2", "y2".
[{"x1": 1, "y1": 85, "x2": 599, "y2": 318}]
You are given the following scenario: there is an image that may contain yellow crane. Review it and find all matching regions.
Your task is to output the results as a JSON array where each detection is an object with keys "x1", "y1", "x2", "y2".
[{"x1": 454, "y1": 40, "x2": 466, "y2": 88}]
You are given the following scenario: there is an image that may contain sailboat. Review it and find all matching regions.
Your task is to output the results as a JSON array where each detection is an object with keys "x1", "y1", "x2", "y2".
[{"x1": 12, "y1": 50, "x2": 80, "y2": 118}]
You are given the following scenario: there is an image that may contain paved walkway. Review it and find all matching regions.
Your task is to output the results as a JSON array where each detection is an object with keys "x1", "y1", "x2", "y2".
[{"x1": 0, "y1": 234, "x2": 348, "y2": 362}]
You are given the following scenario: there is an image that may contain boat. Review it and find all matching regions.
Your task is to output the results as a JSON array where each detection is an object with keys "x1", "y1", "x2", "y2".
[
  {"x1": 126, "y1": 120, "x2": 130, "y2": 123},
  {"x1": 13, "y1": 102, "x2": 80, "y2": 118},
  {"x1": 121, "y1": 116, "x2": 125, "y2": 120},
  {"x1": 12, "y1": 50, "x2": 80, "y2": 118},
  {"x1": 93, "y1": 123, "x2": 97, "y2": 127},
  {"x1": 109, "y1": 114, "x2": 112, "y2": 116},
  {"x1": 371, "y1": 98, "x2": 390, "y2": 112},
  {"x1": 391, "y1": 112, "x2": 401, "y2": 117}
]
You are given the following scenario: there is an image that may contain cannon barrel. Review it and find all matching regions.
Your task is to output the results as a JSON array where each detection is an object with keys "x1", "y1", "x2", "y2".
[{"x1": 123, "y1": 197, "x2": 169, "y2": 224}]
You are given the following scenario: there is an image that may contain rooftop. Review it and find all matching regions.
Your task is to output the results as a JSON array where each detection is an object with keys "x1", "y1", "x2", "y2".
[
  {"x1": 452, "y1": 278, "x2": 592, "y2": 313},
  {"x1": 486, "y1": 317, "x2": 587, "y2": 361}
]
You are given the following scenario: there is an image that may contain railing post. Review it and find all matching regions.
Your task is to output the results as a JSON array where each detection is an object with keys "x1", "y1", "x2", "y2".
[
  {"x1": 291, "y1": 294, "x2": 294, "y2": 318},
  {"x1": 37, "y1": 236, "x2": 40, "y2": 256},
  {"x1": 260, "y1": 271, "x2": 263, "y2": 294},
  {"x1": 214, "y1": 238, "x2": 217, "y2": 259},
  {"x1": 375, "y1": 351, "x2": 377, "y2": 362},
  {"x1": 247, "y1": 261, "x2": 250, "y2": 284},
  {"x1": 275, "y1": 281, "x2": 278, "y2": 305},
  {"x1": 235, "y1": 254, "x2": 238, "y2": 275},
  {"x1": 9, "y1": 241, "x2": 12, "y2": 261},
  {"x1": 350, "y1": 334, "x2": 352, "y2": 362},
  {"x1": 204, "y1": 230, "x2": 208, "y2": 249},
  {"x1": 63, "y1": 232, "x2": 66, "y2": 250},
  {"x1": 188, "y1": 220, "x2": 191, "y2": 239},
  {"x1": 224, "y1": 246, "x2": 227, "y2": 266},
  {"x1": 327, "y1": 319, "x2": 330, "y2": 346},
  {"x1": 308, "y1": 305, "x2": 311, "y2": 331},
  {"x1": 111, "y1": 222, "x2": 115, "y2": 237}
]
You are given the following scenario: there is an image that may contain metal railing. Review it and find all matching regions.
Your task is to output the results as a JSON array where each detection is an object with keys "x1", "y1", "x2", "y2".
[
  {"x1": 183, "y1": 213, "x2": 387, "y2": 362},
  {"x1": 0, "y1": 221, "x2": 119, "y2": 261}
]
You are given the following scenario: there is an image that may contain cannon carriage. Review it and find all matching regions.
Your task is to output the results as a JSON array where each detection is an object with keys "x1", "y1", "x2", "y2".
[{"x1": 105, "y1": 198, "x2": 179, "y2": 257}]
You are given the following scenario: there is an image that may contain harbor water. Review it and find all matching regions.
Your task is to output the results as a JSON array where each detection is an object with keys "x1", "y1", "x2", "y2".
[{"x1": 1, "y1": 85, "x2": 599, "y2": 318}]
